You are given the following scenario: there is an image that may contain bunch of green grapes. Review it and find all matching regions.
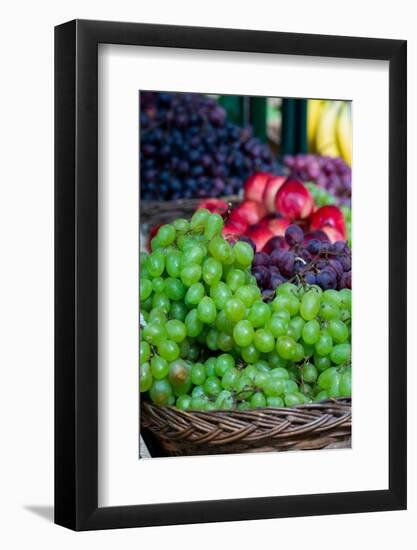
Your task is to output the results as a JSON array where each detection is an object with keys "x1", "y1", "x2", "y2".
[{"x1": 140, "y1": 208, "x2": 351, "y2": 410}]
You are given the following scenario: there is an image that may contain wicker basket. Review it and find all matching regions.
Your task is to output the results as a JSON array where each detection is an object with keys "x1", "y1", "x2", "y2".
[
  {"x1": 141, "y1": 398, "x2": 351, "y2": 456},
  {"x1": 140, "y1": 196, "x2": 240, "y2": 227}
]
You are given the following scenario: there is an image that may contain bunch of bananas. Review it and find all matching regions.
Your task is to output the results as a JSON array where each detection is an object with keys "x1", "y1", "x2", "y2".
[{"x1": 307, "y1": 100, "x2": 352, "y2": 165}]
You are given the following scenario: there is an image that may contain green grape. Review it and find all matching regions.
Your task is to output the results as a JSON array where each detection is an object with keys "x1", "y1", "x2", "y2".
[
  {"x1": 328, "y1": 320, "x2": 349, "y2": 344},
  {"x1": 151, "y1": 277, "x2": 165, "y2": 294},
  {"x1": 149, "y1": 378, "x2": 172, "y2": 405},
  {"x1": 319, "y1": 301, "x2": 340, "y2": 320},
  {"x1": 180, "y1": 265, "x2": 202, "y2": 286},
  {"x1": 276, "y1": 335, "x2": 297, "y2": 360},
  {"x1": 270, "y1": 367, "x2": 290, "y2": 379},
  {"x1": 242, "y1": 365, "x2": 257, "y2": 382},
  {"x1": 293, "y1": 342, "x2": 305, "y2": 362},
  {"x1": 185, "y1": 282, "x2": 205, "y2": 306},
  {"x1": 181, "y1": 245, "x2": 205, "y2": 267},
  {"x1": 248, "y1": 301, "x2": 271, "y2": 328},
  {"x1": 217, "y1": 332, "x2": 234, "y2": 352},
  {"x1": 267, "y1": 396, "x2": 284, "y2": 407},
  {"x1": 142, "y1": 322, "x2": 167, "y2": 345},
  {"x1": 172, "y1": 218, "x2": 190, "y2": 233},
  {"x1": 158, "y1": 340, "x2": 180, "y2": 362},
  {"x1": 315, "y1": 331, "x2": 333, "y2": 356},
  {"x1": 215, "y1": 390, "x2": 234, "y2": 410},
  {"x1": 204, "y1": 213, "x2": 224, "y2": 240},
  {"x1": 284, "y1": 379, "x2": 299, "y2": 393},
  {"x1": 323, "y1": 289, "x2": 343, "y2": 307},
  {"x1": 197, "y1": 296, "x2": 217, "y2": 324},
  {"x1": 339, "y1": 370, "x2": 352, "y2": 397},
  {"x1": 147, "y1": 307, "x2": 166, "y2": 324},
  {"x1": 176, "y1": 395, "x2": 192, "y2": 410},
  {"x1": 140, "y1": 279, "x2": 152, "y2": 301},
  {"x1": 165, "y1": 319, "x2": 187, "y2": 343},
  {"x1": 302, "y1": 319, "x2": 320, "y2": 345},
  {"x1": 208, "y1": 236, "x2": 232, "y2": 263},
  {"x1": 204, "y1": 376, "x2": 222, "y2": 397},
  {"x1": 317, "y1": 367, "x2": 338, "y2": 390},
  {"x1": 253, "y1": 329, "x2": 275, "y2": 353},
  {"x1": 274, "y1": 309, "x2": 291, "y2": 322},
  {"x1": 339, "y1": 288, "x2": 352, "y2": 311},
  {"x1": 163, "y1": 278, "x2": 185, "y2": 301},
  {"x1": 152, "y1": 292, "x2": 170, "y2": 313},
  {"x1": 185, "y1": 309, "x2": 203, "y2": 338},
  {"x1": 206, "y1": 327, "x2": 219, "y2": 351},
  {"x1": 301, "y1": 362, "x2": 318, "y2": 383},
  {"x1": 150, "y1": 236, "x2": 162, "y2": 251},
  {"x1": 139, "y1": 362, "x2": 152, "y2": 392},
  {"x1": 235, "y1": 375, "x2": 255, "y2": 400},
  {"x1": 233, "y1": 320, "x2": 254, "y2": 347},
  {"x1": 266, "y1": 314, "x2": 289, "y2": 338},
  {"x1": 225, "y1": 269, "x2": 247, "y2": 292},
  {"x1": 150, "y1": 355, "x2": 169, "y2": 380},
  {"x1": 301, "y1": 340, "x2": 315, "y2": 357},
  {"x1": 215, "y1": 354, "x2": 235, "y2": 377},
  {"x1": 210, "y1": 282, "x2": 232, "y2": 309},
  {"x1": 156, "y1": 224, "x2": 176, "y2": 246},
  {"x1": 330, "y1": 343, "x2": 351, "y2": 365},
  {"x1": 314, "y1": 390, "x2": 329, "y2": 402},
  {"x1": 222, "y1": 367, "x2": 239, "y2": 391},
  {"x1": 215, "y1": 310, "x2": 233, "y2": 334},
  {"x1": 233, "y1": 241, "x2": 254, "y2": 268},
  {"x1": 147, "y1": 250, "x2": 165, "y2": 278},
  {"x1": 140, "y1": 341, "x2": 150, "y2": 363},
  {"x1": 327, "y1": 373, "x2": 341, "y2": 397},
  {"x1": 267, "y1": 350, "x2": 288, "y2": 369},
  {"x1": 314, "y1": 354, "x2": 331, "y2": 372},
  {"x1": 264, "y1": 377, "x2": 285, "y2": 397},
  {"x1": 169, "y1": 301, "x2": 188, "y2": 322},
  {"x1": 192, "y1": 385, "x2": 205, "y2": 398},
  {"x1": 233, "y1": 286, "x2": 255, "y2": 308},
  {"x1": 224, "y1": 298, "x2": 246, "y2": 322},
  {"x1": 188, "y1": 342, "x2": 201, "y2": 362},
  {"x1": 288, "y1": 316, "x2": 305, "y2": 341},
  {"x1": 271, "y1": 293, "x2": 300, "y2": 316},
  {"x1": 191, "y1": 395, "x2": 209, "y2": 410},
  {"x1": 205, "y1": 357, "x2": 217, "y2": 377},
  {"x1": 179, "y1": 339, "x2": 190, "y2": 358},
  {"x1": 300, "y1": 289, "x2": 321, "y2": 321},
  {"x1": 276, "y1": 282, "x2": 299, "y2": 296},
  {"x1": 253, "y1": 359, "x2": 270, "y2": 372},
  {"x1": 254, "y1": 370, "x2": 269, "y2": 389},
  {"x1": 284, "y1": 392, "x2": 304, "y2": 407},
  {"x1": 168, "y1": 359, "x2": 190, "y2": 384},
  {"x1": 250, "y1": 392, "x2": 267, "y2": 408},
  {"x1": 190, "y1": 208, "x2": 210, "y2": 231},
  {"x1": 241, "y1": 344, "x2": 260, "y2": 363},
  {"x1": 202, "y1": 258, "x2": 223, "y2": 286},
  {"x1": 166, "y1": 250, "x2": 182, "y2": 278}
]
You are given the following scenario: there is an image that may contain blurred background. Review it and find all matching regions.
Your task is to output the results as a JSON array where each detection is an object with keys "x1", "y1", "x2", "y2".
[{"x1": 140, "y1": 92, "x2": 351, "y2": 205}]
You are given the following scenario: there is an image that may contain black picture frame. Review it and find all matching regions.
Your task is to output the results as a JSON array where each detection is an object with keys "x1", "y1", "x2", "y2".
[{"x1": 55, "y1": 19, "x2": 407, "y2": 531}]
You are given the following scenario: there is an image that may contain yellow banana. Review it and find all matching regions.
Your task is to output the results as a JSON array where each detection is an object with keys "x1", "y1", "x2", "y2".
[
  {"x1": 336, "y1": 102, "x2": 352, "y2": 165},
  {"x1": 307, "y1": 99, "x2": 324, "y2": 152},
  {"x1": 315, "y1": 100, "x2": 342, "y2": 158}
]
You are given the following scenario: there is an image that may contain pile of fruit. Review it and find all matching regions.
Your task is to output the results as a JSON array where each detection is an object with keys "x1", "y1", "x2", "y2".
[
  {"x1": 307, "y1": 99, "x2": 352, "y2": 165},
  {"x1": 282, "y1": 154, "x2": 351, "y2": 208},
  {"x1": 140, "y1": 208, "x2": 351, "y2": 411},
  {"x1": 140, "y1": 92, "x2": 278, "y2": 200}
]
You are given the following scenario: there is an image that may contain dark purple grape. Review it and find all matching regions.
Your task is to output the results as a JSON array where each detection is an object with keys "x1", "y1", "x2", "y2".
[
  {"x1": 280, "y1": 251, "x2": 295, "y2": 277},
  {"x1": 285, "y1": 224, "x2": 304, "y2": 246},
  {"x1": 328, "y1": 259, "x2": 343, "y2": 278},
  {"x1": 339, "y1": 255, "x2": 352, "y2": 272},
  {"x1": 316, "y1": 269, "x2": 337, "y2": 290},
  {"x1": 304, "y1": 272, "x2": 317, "y2": 285},
  {"x1": 253, "y1": 266, "x2": 270, "y2": 288},
  {"x1": 307, "y1": 239, "x2": 322, "y2": 255},
  {"x1": 238, "y1": 236, "x2": 256, "y2": 252},
  {"x1": 263, "y1": 236, "x2": 287, "y2": 254},
  {"x1": 253, "y1": 252, "x2": 271, "y2": 268},
  {"x1": 270, "y1": 274, "x2": 286, "y2": 289}
]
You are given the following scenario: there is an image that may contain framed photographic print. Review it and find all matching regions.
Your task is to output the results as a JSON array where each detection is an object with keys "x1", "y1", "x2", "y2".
[{"x1": 55, "y1": 19, "x2": 407, "y2": 530}]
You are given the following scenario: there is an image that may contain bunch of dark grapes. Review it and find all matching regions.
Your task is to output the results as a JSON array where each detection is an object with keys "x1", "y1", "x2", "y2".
[
  {"x1": 140, "y1": 91, "x2": 278, "y2": 200},
  {"x1": 282, "y1": 154, "x2": 351, "y2": 208},
  {"x1": 248, "y1": 224, "x2": 351, "y2": 299}
]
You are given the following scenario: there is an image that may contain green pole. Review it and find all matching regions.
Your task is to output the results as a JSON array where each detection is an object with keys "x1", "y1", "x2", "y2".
[
  {"x1": 250, "y1": 97, "x2": 267, "y2": 142},
  {"x1": 217, "y1": 95, "x2": 244, "y2": 125},
  {"x1": 281, "y1": 98, "x2": 296, "y2": 155},
  {"x1": 296, "y1": 99, "x2": 308, "y2": 154}
]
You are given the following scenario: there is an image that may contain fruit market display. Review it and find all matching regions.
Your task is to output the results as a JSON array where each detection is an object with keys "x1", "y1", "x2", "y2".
[
  {"x1": 211, "y1": 172, "x2": 351, "y2": 252},
  {"x1": 307, "y1": 99, "x2": 352, "y2": 165},
  {"x1": 140, "y1": 208, "x2": 351, "y2": 411},
  {"x1": 282, "y1": 153, "x2": 351, "y2": 208},
  {"x1": 140, "y1": 92, "x2": 279, "y2": 200}
]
